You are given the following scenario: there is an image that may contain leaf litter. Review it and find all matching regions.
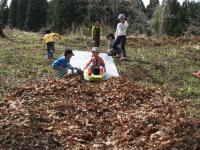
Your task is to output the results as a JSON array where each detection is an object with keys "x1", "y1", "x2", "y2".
[{"x1": 0, "y1": 77, "x2": 200, "y2": 149}]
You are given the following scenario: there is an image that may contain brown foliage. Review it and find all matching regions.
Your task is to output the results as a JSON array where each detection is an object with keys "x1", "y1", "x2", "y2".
[{"x1": 1, "y1": 77, "x2": 200, "y2": 149}]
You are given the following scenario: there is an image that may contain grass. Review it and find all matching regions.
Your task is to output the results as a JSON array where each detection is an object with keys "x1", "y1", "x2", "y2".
[
  {"x1": 0, "y1": 29, "x2": 200, "y2": 105},
  {"x1": 118, "y1": 46, "x2": 200, "y2": 101}
]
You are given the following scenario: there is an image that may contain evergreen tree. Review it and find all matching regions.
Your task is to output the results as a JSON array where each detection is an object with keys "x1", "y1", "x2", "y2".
[
  {"x1": 152, "y1": 6, "x2": 163, "y2": 34},
  {"x1": 25, "y1": 0, "x2": 48, "y2": 31},
  {"x1": 185, "y1": 1, "x2": 200, "y2": 35},
  {"x1": 51, "y1": 0, "x2": 63, "y2": 33},
  {"x1": 163, "y1": 0, "x2": 181, "y2": 36},
  {"x1": 9, "y1": 0, "x2": 18, "y2": 27},
  {"x1": 133, "y1": 0, "x2": 145, "y2": 12},
  {"x1": 146, "y1": 0, "x2": 160, "y2": 19},
  {"x1": 52, "y1": 0, "x2": 87, "y2": 33},
  {"x1": 16, "y1": 0, "x2": 28, "y2": 29},
  {"x1": 2, "y1": 6, "x2": 9, "y2": 25},
  {"x1": 0, "y1": 0, "x2": 8, "y2": 24}
]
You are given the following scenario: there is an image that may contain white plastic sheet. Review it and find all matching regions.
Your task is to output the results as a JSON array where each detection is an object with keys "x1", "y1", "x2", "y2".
[{"x1": 70, "y1": 50, "x2": 119, "y2": 79}]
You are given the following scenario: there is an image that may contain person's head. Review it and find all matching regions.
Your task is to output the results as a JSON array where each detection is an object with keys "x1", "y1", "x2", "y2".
[
  {"x1": 107, "y1": 33, "x2": 115, "y2": 41},
  {"x1": 92, "y1": 47, "x2": 100, "y2": 57},
  {"x1": 45, "y1": 29, "x2": 51, "y2": 34},
  {"x1": 64, "y1": 49, "x2": 74, "y2": 59},
  {"x1": 94, "y1": 19, "x2": 101, "y2": 27},
  {"x1": 117, "y1": 14, "x2": 126, "y2": 23}
]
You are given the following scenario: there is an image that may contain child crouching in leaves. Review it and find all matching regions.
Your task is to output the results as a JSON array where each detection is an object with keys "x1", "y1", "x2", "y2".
[
  {"x1": 106, "y1": 33, "x2": 122, "y2": 57},
  {"x1": 84, "y1": 47, "x2": 106, "y2": 76},
  {"x1": 52, "y1": 49, "x2": 74, "y2": 78}
]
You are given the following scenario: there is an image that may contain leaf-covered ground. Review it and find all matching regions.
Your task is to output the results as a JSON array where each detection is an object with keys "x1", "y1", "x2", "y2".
[{"x1": 1, "y1": 77, "x2": 200, "y2": 149}]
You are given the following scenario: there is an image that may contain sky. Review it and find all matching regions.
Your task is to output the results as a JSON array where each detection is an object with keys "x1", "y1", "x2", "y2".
[{"x1": 7, "y1": 0, "x2": 200, "y2": 7}]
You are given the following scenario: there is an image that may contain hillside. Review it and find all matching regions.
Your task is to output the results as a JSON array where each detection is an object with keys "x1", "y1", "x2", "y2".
[
  {"x1": 0, "y1": 29, "x2": 200, "y2": 101},
  {"x1": 0, "y1": 29, "x2": 200, "y2": 149}
]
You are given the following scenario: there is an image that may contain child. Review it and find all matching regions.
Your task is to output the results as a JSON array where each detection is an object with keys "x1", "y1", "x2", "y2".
[
  {"x1": 92, "y1": 19, "x2": 101, "y2": 47},
  {"x1": 113, "y1": 14, "x2": 129, "y2": 61},
  {"x1": 84, "y1": 47, "x2": 105, "y2": 75},
  {"x1": 43, "y1": 29, "x2": 61, "y2": 59},
  {"x1": 52, "y1": 49, "x2": 74, "y2": 78},
  {"x1": 106, "y1": 33, "x2": 121, "y2": 57}
]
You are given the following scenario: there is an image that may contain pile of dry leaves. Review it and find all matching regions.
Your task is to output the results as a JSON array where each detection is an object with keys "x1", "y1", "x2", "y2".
[{"x1": 0, "y1": 77, "x2": 200, "y2": 149}]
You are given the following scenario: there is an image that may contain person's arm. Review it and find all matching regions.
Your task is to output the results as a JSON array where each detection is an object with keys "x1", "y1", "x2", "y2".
[
  {"x1": 52, "y1": 59, "x2": 60, "y2": 70},
  {"x1": 52, "y1": 33, "x2": 62, "y2": 40},
  {"x1": 125, "y1": 20, "x2": 129, "y2": 28},
  {"x1": 66, "y1": 63, "x2": 73, "y2": 70},
  {"x1": 84, "y1": 59, "x2": 92, "y2": 69},
  {"x1": 115, "y1": 24, "x2": 119, "y2": 38}
]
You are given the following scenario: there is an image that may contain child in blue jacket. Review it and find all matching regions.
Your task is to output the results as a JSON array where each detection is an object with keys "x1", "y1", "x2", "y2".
[{"x1": 52, "y1": 49, "x2": 74, "y2": 78}]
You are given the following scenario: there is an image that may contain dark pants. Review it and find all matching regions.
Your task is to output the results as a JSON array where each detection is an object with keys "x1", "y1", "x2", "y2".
[
  {"x1": 107, "y1": 46, "x2": 122, "y2": 56},
  {"x1": 113, "y1": 35, "x2": 126, "y2": 57},
  {"x1": 46, "y1": 42, "x2": 55, "y2": 58},
  {"x1": 93, "y1": 38, "x2": 100, "y2": 47}
]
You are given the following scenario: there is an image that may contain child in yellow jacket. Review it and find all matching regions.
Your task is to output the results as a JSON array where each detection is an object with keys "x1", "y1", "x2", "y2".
[{"x1": 43, "y1": 29, "x2": 61, "y2": 59}]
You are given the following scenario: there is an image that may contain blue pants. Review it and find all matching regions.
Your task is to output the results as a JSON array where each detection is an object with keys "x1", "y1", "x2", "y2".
[
  {"x1": 46, "y1": 42, "x2": 55, "y2": 59},
  {"x1": 113, "y1": 35, "x2": 126, "y2": 57}
]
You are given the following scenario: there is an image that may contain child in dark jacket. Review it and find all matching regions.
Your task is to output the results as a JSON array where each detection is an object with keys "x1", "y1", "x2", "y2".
[
  {"x1": 106, "y1": 33, "x2": 121, "y2": 57},
  {"x1": 92, "y1": 19, "x2": 101, "y2": 47}
]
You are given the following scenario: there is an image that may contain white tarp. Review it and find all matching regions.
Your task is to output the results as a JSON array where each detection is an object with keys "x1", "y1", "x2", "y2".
[{"x1": 70, "y1": 50, "x2": 119, "y2": 79}]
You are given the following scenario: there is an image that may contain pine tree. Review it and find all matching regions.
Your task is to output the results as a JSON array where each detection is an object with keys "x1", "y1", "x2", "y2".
[
  {"x1": 25, "y1": 0, "x2": 48, "y2": 31},
  {"x1": 9, "y1": 0, "x2": 18, "y2": 27},
  {"x1": 146, "y1": 0, "x2": 160, "y2": 19},
  {"x1": 51, "y1": 0, "x2": 63, "y2": 33},
  {"x1": 52, "y1": 0, "x2": 87, "y2": 33},
  {"x1": 0, "y1": 0, "x2": 8, "y2": 24},
  {"x1": 16, "y1": 0, "x2": 28, "y2": 29},
  {"x1": 2, "y1": 6, "x2": 9, "y2": 25},
  {"x1": 133, "y1": 0, "x2": 145, "y2": 12},
  {"x1": 163, "y1": 0, "x2": 181, "y2": 36},
  {"x1": 152, "y1": 6, "x2": 163, "y2": 34}
]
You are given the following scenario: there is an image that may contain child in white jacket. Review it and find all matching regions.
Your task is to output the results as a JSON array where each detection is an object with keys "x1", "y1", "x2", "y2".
[{"x1": 113, "y1": 14, "x2": 129, "y2": 61}]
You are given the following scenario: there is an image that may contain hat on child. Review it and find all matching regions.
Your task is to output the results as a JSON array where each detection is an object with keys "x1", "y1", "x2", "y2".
[
  {"x1": 92, "y1": 47, "x2": 99, "y2": 53},
  {"x1": 64, "y1": 49, "x2": 74, "y2": 56},
  {"x1": 117, "y1": 14, "x2": 126, "y2": 20}
]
